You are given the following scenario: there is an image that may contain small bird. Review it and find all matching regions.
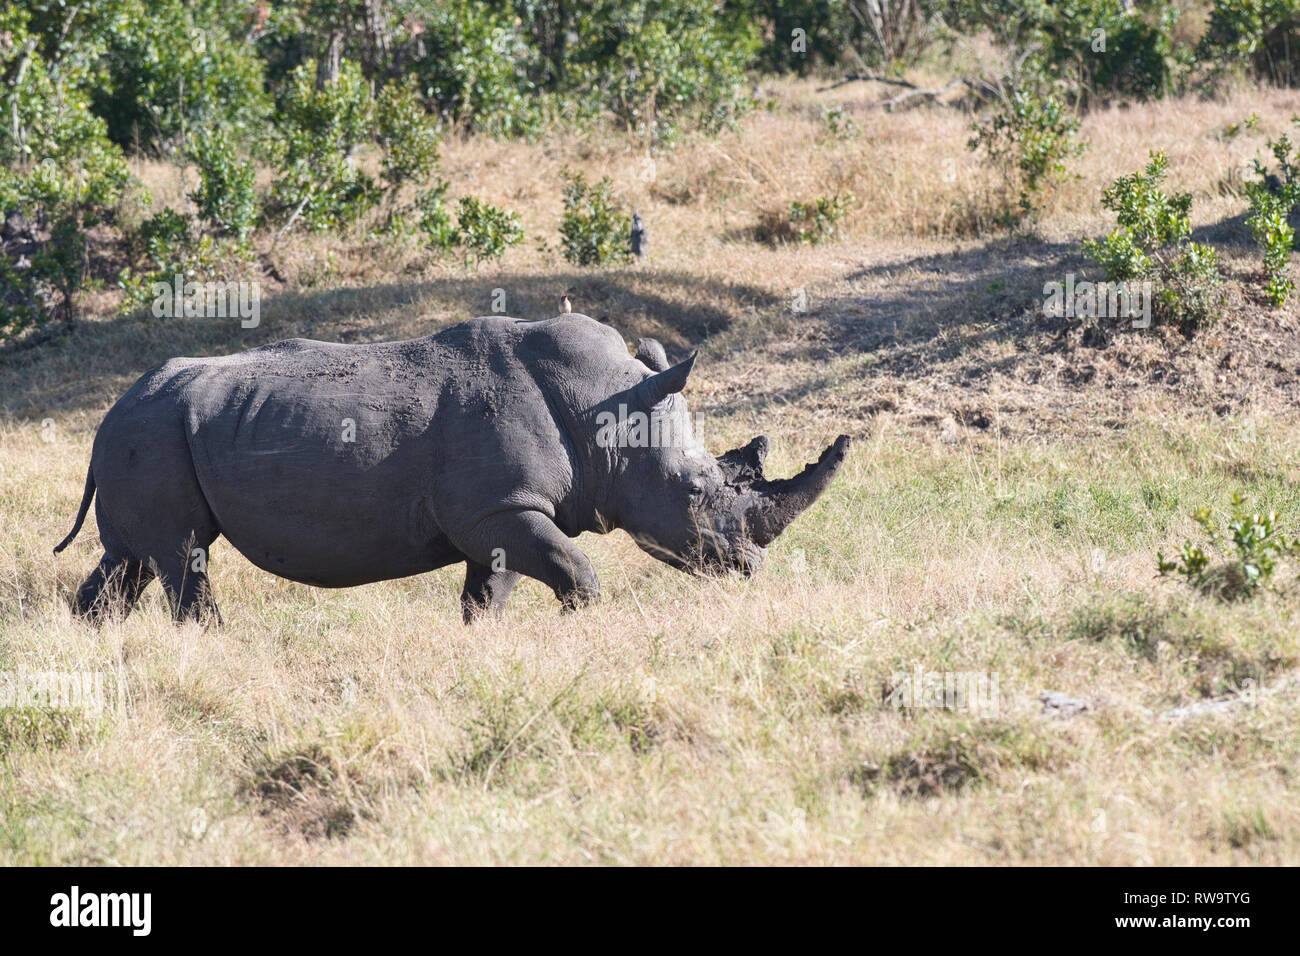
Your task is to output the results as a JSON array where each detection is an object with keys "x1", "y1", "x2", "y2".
[
  {"x1": 630, "y1": 213, "x2": 649, "y2": 262},
  {"x1": 560, "y1": 292, "x2": 573, "y2": 314}
]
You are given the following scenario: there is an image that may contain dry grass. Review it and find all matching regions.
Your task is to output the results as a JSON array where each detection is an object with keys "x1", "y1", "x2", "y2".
[{"x1": 2, "y1": 78, "x2": 1300, "y2": 864}]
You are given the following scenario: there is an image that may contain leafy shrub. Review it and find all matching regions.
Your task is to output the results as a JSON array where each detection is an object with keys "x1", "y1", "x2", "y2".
[
  {"x1": 1199, "y1": 0, "x2": 1300, "y2": 87},
  {"x1": 270, "y1": 59, "x2": 376, "y2": 233},
  {"x1": 119, "y1": 208, "x2": 196, "y2": 312},
  {"x1": 822, "y1": 104, "x2": 862, "y2": 140},
  {"x1": 411, "y1": 0, "x2": 542, "y2": 139},
  {"x1": 1158, "y1": 495, "x2": 1300, "y2": 600},
  {"x1": 1083, "y1": 151, "x2": 1223, "y2": 330},
  {"x1": 1060, "y1": 0, "x2": 1185, "y2": 104},
  {"x1": 376, "y1": 78, "x2": 442, "y2": 192},
  {"x1": 757, "y1": 193, "x2": 855, "y2": 245},
  {"x1": 409, "y1": 186, "x2": 523, "y2": 265},
  {"x1": 564, "y1": 0, "x2": 759, "y2": 145},
  {"x1": 969, "y1": 88, "x2": 1083, "y2": 223},
  {"x1": 95, "y1": 0, "x2": 270, "y2": 153},
  {"x1": 132, "y1": 208, "x2": 195, "y2": 275},
  {"x1": 1244, "y1": 125, "x2": 1300, "y2": 306},
  {"x1": 451, "y1": 196, "x2": 524, "y2": 266},
  {"x1": 559, "y1": 171, "x2": 631, "y2": 266},
  {"x1": 415, "y1": 181, "x2": 457, "y2": 252},
  {"x1": 789, "y1": 193, "x2": 855, "y2": 244},
  {"x1": 117, "y1": 205, "x2": 246, "y2": 315},
  {"x1": 1248, "y1": 196, "x2": 1297, "y2": 306},
  {"x1": 947, "y1": 0, "x2": 1184, "y2": 105},
  {"x1": 0, "y1": 5, "x2": 130, "y2": 344},
  {"x1": 187, "y1": 130, "x2": 257, "y2": 241}
]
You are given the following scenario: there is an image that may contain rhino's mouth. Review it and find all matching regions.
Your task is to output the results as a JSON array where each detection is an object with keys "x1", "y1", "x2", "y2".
[
  {"x1": 634, "y1": 527, "x2": 764, "y2": 578},
  {"x1": 680, "y1": 525, "x2": 766, "y2": 578}
]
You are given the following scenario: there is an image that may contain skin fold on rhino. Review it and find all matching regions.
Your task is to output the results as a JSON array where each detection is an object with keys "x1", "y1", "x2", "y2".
[{"x1": 53, "y1": 314, "x2": 851, "y2": 624}]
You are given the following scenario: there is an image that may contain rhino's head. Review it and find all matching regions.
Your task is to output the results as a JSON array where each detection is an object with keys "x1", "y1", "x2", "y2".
[{"x1": 597, "y1": 338, "x2": 851, "y2": 577}]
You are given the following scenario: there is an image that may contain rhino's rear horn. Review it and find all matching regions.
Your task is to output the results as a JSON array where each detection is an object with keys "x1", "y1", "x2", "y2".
[{"x1": 745, "y1": 435, "x2": 852, "y2": 547}]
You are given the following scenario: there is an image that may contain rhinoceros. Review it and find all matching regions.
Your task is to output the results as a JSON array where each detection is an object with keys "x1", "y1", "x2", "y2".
[{"x1": 54, "y1": 314, "x2": 851, "y2": 624}]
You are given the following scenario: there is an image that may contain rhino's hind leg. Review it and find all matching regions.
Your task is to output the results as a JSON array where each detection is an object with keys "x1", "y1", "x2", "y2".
[
  {"x1": 153, "y1": 554, "x2": 223, "y2": 626},
  {"x1": 461, "y1": 560, "x2": 521, "y2": 624},
  {"x1": 73, "y1": 553, "x2": 154, "y2": 624}
]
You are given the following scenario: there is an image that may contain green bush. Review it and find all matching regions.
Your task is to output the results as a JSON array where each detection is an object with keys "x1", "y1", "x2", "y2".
[
  {"x1": 0, "y1": 4, "x2": 130, "y2": 343},
  {"x1": 95, "y1": 0, "x2": 270, "y2": 152},
  {"x1": 411, "y1": 0, "x2": 542, "y2": 139},
  {"x1": 563, "y1": 0, "x2": 759, "y2": 145},
  {"x1": 756, "y1": 193, "x2": 855, "y2": 245},
  {"x1": 451, "y1": 196, "x2": 524, "y2": 266},
  {"x1": 1199, "y1": 0, "x2": 1300, "y2": 87},
  {"x1": 376, "y1": 78, "x2": 442, "y2": 193},
  {"x1": 1248, "y1": 199, "x2": 1297, "y2": 306},
  {"x1": 789, "y1": 193, "x2": 855, "y2": 244},
  {"x1": 1159, "y1": 495, "x2": 1300, "y2": 600},
  {"x1": 1244, "y1": 125, "x2": 1300, "y2": 306},
  {"x1": 270, "y1": 59, "x2": 377, "y2": 233},
  {"x1": 969, "y1": 88, "x2": 1083, "y2": 223},
  {"x1": 1059, "y1": 0, "x2": 1184, "y2": 104},
  {"x1": 116, "y1": 203, "x2": 247, "y2": 315},
  {"x1": 187, "y1": 130, "x2": 257, "y2": 241},
  {"x1": 559, "y1": 171, "x2": 631, "y2": 266},
  {"x1": 132, "y1": 208, "x2": 195, "y2": 274},
  {"x1": 415, "y1": 181, "x2": 457, "y2": 251},
  {"x1": 947, "y1": 0, "x2": 1184, "y2": 105},
  {"x1": 1083, "y1": 151, "x2": 1223, "y2": 330},
  {"x1": 413, "y1": 185, "x2": 522, "y2": 265},
  {"x1": 119, "y1": 207, "x2": 195, "y2": 312}
]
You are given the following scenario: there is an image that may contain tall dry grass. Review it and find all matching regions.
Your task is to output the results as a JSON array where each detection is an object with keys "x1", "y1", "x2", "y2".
[{"x1": 2, "y1": 79, "x2": 1300, "y2": 864}]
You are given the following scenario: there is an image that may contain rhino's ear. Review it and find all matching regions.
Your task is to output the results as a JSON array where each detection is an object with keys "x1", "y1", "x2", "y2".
[
  {"x1": 635, "y1": 352, "x2": 696, "y2": 407},
  {"x1": 635, "y1": 337, "x2": 671, "y2": 372}
]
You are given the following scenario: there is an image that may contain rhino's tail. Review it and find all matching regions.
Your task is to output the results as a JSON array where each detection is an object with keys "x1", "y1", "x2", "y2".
[{"x1": 53, "y1": 465, "x2": 95, "y2": 554}]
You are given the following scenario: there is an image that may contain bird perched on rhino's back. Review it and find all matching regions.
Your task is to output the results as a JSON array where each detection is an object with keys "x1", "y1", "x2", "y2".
[
  {"x1": 630, "y1": 213, "x2": 648, "y2": 262},
  {"x1": 54, "y1": 314, "x2": 851, "y2": 625}
]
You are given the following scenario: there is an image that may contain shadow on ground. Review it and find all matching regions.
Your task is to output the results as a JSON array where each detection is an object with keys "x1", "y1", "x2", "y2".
[{"x1": 4, "y1": 215, "x2": 1293, "y2": 432}]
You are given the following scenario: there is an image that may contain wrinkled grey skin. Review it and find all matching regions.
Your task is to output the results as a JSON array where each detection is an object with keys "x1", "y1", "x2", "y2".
[{"x1": 55, "y1": 314, "x2": 851, "y2": 624}]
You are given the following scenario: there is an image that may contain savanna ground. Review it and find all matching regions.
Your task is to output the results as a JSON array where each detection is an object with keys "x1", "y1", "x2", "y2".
[{"x1": 2, "y1": 77, "x2": 1299, "y2": 864}]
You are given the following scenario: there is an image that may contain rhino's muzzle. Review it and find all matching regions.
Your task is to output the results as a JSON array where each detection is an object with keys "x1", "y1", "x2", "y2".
[{"x1": 743, "y1": 434, "x2": 852, "y2": 547}]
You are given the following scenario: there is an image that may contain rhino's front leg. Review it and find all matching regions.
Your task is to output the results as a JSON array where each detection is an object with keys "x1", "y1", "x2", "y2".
[
  {"x1": 461, "y1": 560, "x2": 521, "y2": 624},
  {"x1": 458, "y1": 510, "x2": 599, "y2": 615}
]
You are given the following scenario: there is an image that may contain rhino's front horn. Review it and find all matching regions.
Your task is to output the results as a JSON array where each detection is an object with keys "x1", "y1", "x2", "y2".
[{"x1": 744, "y1": 435, "x2": 852, "y2": 546}]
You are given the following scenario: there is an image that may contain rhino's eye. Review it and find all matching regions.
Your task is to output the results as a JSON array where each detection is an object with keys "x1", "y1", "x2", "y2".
[{"x1": 686, "y1": 487, "x2": 707, "y2": 513}]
